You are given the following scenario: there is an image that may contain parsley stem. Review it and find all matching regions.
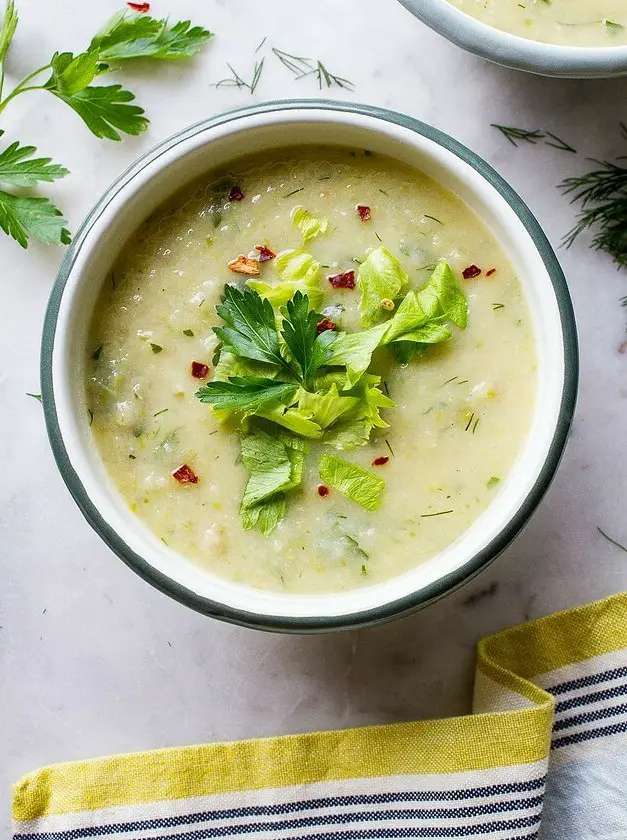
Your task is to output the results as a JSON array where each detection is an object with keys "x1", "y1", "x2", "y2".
[{"x1": 0, "y1": 63, "x2": 50, "y2": 113}]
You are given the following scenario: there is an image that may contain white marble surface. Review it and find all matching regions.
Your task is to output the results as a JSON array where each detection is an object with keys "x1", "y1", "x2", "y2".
[{"x1": 2, "y1": 0, "x2": 627, "y2": 832}]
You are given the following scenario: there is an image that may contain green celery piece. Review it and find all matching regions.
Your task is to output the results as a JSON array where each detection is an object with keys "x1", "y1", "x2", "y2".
[
  {"x1": 320, "y1": 376, "x2": 394, "y2": 449},
  {"x1": 249, "y1": 249, "x2": 324, "y2": 310},
  {"x1": 247, "y1": 278, "x2": 323, "y2": 310},
  {"x1": 321, "y1": 418, "x2": 371, "y2": 451},
  {"x1": 240, "y1": 431, "x2": 307, "y2": 534},
  {"x1": 326, "y1": 321, "x2": 389, "y2": 388},
  {"x1": 255, "y1": 402, "x2": 323, "y2": 438},
  {"x1": 242, "y1": 496, "x2": 286, "y2": 535},
  {"x1": 281, "y1": 290, "x2": 336, "y2": 382},
  {"x1": 319, "y1": 454, "x2": 385, "y2": 511},
  {"x1": 390, "y1": 341, "x2": 424, "y2": 364},
  {"x1": 240, "y1": 434, "x2": 292, "y2": 508},
  {"x1": 398, "y1": 322, "x2": 452, "y2": 344},
  {"x1": 195, "y1": 377, "x2": 297, "y2": 411},
  {"x1": 275, "y1": 248, "x2": 320, "y2": 284},
  {"x1": 381, "y1": 290, "x2": 428, "y2": 343},
  {"x1": 417, "y1": 261, "x2": 467, "y2": 329},
  {"x1": 298, "y1": 384, "x2": 360, "y2": 429},
  {"x1": 214, "y1": 285, "x2": 288, "y2": 370},
  {"x1": 358, "y1": 246, "x2": 408, "y2": 327},
  {"x1": 291, "y1": 206, "x2": 328, "y2": 244}
]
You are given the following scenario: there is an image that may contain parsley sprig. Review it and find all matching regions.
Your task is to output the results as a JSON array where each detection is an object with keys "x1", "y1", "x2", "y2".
[{"x1": 0, "y1": 2, "x2": 212, "y2": 248}]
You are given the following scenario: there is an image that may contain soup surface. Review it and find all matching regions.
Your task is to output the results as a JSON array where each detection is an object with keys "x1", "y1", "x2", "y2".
[
  {"x1": 87, "y1": 147, "x2": 536, "y2": 594},
  {"x1": 446, "y1": 0, "x2": 627, "y2": 46}
]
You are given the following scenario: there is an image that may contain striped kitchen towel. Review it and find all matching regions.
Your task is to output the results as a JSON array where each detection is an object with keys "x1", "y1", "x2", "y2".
[{"x1": 12, "y1": 592, "x2": 627, "y2": 840}]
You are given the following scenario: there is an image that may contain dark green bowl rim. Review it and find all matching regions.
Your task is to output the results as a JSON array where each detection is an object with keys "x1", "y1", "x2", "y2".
[{"x1": 41, "y1": 99, "x2": 578, "y2": 634}]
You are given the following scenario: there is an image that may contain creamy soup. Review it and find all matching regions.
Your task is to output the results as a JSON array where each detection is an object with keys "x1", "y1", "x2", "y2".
[
  {"x1": 87, "y1": 148, "x2": 536, "y2": 594},
  {"x1": 447, "y1": 0, "x2": 627, "y2": 46}
]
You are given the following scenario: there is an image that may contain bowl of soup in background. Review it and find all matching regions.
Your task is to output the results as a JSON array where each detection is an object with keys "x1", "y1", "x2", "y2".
[
  {"x1": 41, "y1": 101, "x2": 578, "y2": 632},
  {"x1": 397, "y1": 0, "x2": 627, "y2": 77}
]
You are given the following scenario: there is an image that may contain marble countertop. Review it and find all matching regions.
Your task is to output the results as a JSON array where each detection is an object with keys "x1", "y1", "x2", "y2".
[{"x1": 2, "y1": 0, "x2": 627, "y2": 832}]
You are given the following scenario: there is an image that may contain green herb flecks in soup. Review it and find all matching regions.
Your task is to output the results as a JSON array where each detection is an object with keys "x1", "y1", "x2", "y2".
[
  {"x1": 447, "y1": 0, "x2": 627, "y2": 46},
  {"x1": 87, "y1": 148, "x2": 536, "y2": 594}
]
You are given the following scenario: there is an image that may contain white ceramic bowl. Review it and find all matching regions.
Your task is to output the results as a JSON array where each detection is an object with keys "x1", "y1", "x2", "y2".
[
  {"x1": 397, "y1": 0, "x2": 627, "y2": 78},
  {"x1": 42, "y1": 101, "x2": 578, "y2": 633}
]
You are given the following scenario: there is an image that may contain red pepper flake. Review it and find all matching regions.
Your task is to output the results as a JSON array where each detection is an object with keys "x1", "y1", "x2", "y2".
[
  {"x1": 127, "y1": 1, "x2": 150, "y2": 11},
  {"x1": 356, "y1": 203, "x2": 371, "y2": 221},
  {"x1": 486, "y1": 267, "x2": 497, "y2": 277},
  {"x1": 462, "y1": 264, "x2": 482, "y2": 279},
  {"x1": 229, "y1": 185, "x2": 245, "y2": 202},
  {"x1": 172, "y1": 464, "x2": 198, "y2": 485},
  {"x1": 317, "y1": 485, "x2": 330, "y2": 497},
  {"x1": 316, "y1": 317, "x2": 337, "y2": 334},
  {"x1": 372, "y1": 456, "x2": 390, "y2": 466},
  {"x1": 255, "y1": 244, "x2": 276, "y2": 262},
  {"x1": 191, "y1": 361, "x2": 210, "y2": 379},
  {"x1": 328, "y1": 270, "x2": 356, "y2": 289}
]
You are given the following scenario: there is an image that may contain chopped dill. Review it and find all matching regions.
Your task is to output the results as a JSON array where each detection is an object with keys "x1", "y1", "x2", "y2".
[
  {"x1": 545, "y1": 132, "x2": 577, "y2": 154},
  {"x1": 491, "y1": 124, "x2": 545, "y2": 146},
  {"x1": 215, "y1": 59, "x2": 265, "y2": 94},
  {"x1": 255, "y1": 36, "x2": 267, "y2": 53},
  {"x1": 379, "y1": 188, "x2": 389, "y2": 196},
  {"x1": 421, "y1": 510, "x2": 454, "y2": 518},
  {"x1": 598, "y1": 526, "x2": 627, "y2": 554},
  {"x1": 492, "y1": 303, "x2": 505, "y2": 310},
  {"x1": 297, "y1": 60, "x2": 355, "y2": 91},
  {"x1": 271, "y1": 47, "x2": 312, "y2": 75},
  {"x1": 285, "y1": 187, "x2": 305, "y2": 197},
  {"x1": 424, "y1": 214, "x2": 443, "y2": 225},
  {"x1": 375, "y1": 231, "x2": 383, "y2": 242},
  {"x1": 153, "y1": 408, "x2": 169, "y2": 418},
  {"x1": 342, "y1": 533, "x2": 369, "y2": 558},
  {"x1": 385, "y1": 439, "x2": 395, "y2": 457},
  {"x1": 87, "y1": 408, "x2": 94, "y2": 426},
  {"x1": 442, "y1": 376, "x2": 458, "y2": 386},
  {"x1": 465, "y1": 412, "x2": 475, "y2": 432},
  {"x1": 472, "y1": 417, "x2": 480, "y2": 434}
]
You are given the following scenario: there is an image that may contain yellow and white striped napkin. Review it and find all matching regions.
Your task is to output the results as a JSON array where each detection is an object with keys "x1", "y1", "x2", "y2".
[{"x1": 13, "y1": 593, "x2": 627, "y2": 840}]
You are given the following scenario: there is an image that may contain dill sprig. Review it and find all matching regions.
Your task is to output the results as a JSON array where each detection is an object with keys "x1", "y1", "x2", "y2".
[
  {"x1": 271, "y1": 47, "x2": 354, "y2": 90},
  {"x1": 215, "y1": 58, "x2": 265, "y2": 94},
  {"x1": 298, "y1": 60, "x2": 354, "y2": 90},
  {"x1": 545, "y1": 131, "x2": 577, "y2": 154},
  {"x1": 492, "y1": 124, "x2": 577, "y2": 153},
  {"x1": 560, "y1": 124, "x2": 627, "y2": 269},
  {"x1": 491, "y1": 124, "x2": 545, "y2": 147},
  {"x1": 598, "y1": 526, "x2": 627, "y2": 554},
  {"x1": 271, "y1": 47, "x2": 312, "y2": 75}
]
